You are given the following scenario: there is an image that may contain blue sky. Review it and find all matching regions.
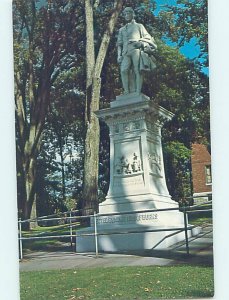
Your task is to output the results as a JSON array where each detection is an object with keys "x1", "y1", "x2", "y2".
[
  {"x1": 154, "y1": 0, "x2": 208, "y2": 74},
  {"x1": 155, "y1": 0, "x2": 177, "y2": 15}
]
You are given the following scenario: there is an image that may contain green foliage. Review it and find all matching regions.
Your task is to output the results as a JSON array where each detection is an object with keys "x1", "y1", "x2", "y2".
[
  {"x1": 36, "y1": 69, "x2": 85, "y2": 216},
  {"x1": 20, "y1": 265, "x2": 214, "y2": 299},
  {"x1": 157, "y1": 0, "x2": 208, "y2": 67},
  {"x1": 148, "y1": 41, "x2": 210, "y2": 145},
  {"x1": 164, "y1": 141, "x2": 192, "y2": 200},
  {"x1": 64, "y1": 198, "x2": 76, "y2": 211}
]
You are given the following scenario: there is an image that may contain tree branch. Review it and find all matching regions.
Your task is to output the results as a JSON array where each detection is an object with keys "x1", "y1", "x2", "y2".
[{"x1": 94, "y1": 0, "x2": 123, "y2": 78}]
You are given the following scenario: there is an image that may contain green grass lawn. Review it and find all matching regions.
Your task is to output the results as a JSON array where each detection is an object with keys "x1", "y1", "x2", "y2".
[
  {"x1": 20, "y1": 265, "x2": 214, "y2": 300},
  {"x1": 189, "y1": 216, "x2": 212, "y2": 226},
  {"x1": 22, "y1": 222, "x2": 80, "y2": 237},
  {"x1": 188, "y1": 207, "x2": 212, "y2": 226}
]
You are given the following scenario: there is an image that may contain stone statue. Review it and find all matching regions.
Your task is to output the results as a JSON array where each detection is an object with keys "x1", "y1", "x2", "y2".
[{"x1": 117, "y1": 7, "x2": 157, "y2": 95}]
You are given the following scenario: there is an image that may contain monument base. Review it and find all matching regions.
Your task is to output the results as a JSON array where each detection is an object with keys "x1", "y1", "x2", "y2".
[
  {"x1": 75, "y1": 209, "x2": 198, "y2": 253},
  {"x1": 75, "y1": 93, "x2": 199, "y2": 253},
  {"x1": 76, "y1": 227, "x2": 185, "y2": 253}
]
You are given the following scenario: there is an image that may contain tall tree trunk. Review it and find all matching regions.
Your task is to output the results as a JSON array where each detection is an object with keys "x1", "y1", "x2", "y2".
[
  {"x1": 16, "y1": 73, "x2": 46, "y2": 229},
  {"x1": 30, "y1": 194, "x2": 38, "y2": 229},
  {"x1": 58, "y1": 137, "x2": 66, "y2": 202},
  {"x1": 82, "y1": 0, "x2": 97, "y2": 215},
  {"x1": 82, "y1": 0, "x2": 123, "y2": 215},
  {"x1": 82, "y1": 77, "x2": 101, "y2": 215},
  {"x1": 18, "y1": 154, "x2": 37, "y2": 230}
]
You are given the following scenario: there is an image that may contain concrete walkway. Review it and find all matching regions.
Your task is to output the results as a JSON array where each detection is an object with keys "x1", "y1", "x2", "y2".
[{"x1": 20, "y1": 227, "x2": 213, "y2": 272}]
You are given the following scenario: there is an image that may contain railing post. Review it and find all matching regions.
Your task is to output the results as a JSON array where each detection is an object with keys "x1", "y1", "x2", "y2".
[
  {"x1": 18, "y1": 218, "x2": 23, "y2": 260},
  {"x1": 69, "y1": 210, "x2": 73, "y2": 249},
  {"x1": 94, "y1": 211, "x2": 99, "y2": 257},
  {"x1": 183, "y1": 206, "x2": 190, "y2": 255}
]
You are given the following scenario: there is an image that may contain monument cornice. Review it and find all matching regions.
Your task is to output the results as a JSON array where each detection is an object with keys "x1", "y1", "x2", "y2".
[{"x1": 95, "y1": 96, "x2": 174, "y2": 124}]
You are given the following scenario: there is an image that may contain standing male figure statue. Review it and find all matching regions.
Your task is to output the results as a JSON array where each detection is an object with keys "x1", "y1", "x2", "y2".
[{"x1": 117, "y1": 7, "x2": 157, "y2": 95}]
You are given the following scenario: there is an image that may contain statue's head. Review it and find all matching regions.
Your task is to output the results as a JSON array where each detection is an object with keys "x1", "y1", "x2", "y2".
[{"x1": 123, "y1": 7, "x2": 135, "y2": 21}]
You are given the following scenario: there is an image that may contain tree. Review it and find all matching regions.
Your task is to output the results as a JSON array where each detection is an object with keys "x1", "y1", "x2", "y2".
[
  {"x1": 151, "y1": 41, "x2": 210, "y2": 146},
  {"x1": 82, "y1": 0, "x2": 123, "y2": 214},
  {"x1": 14, "y1": 0, "x2": 84, "y2": 225},
  {"x1": 36, "y1": 105, "x2": 84, "y2": 216},
  {"x1": 36, "y1": 69, "x2": 85, "y2": 217},
  {"x1": 157, "y1": 0, "x2": 208, "y2": 68},
  {"x1": 163, "y1": 141, "x2": 192, "y2": 201}
]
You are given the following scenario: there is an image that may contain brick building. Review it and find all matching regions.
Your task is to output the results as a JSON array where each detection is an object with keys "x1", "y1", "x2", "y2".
[{"x1": 191, "y1": 143, "x2": 212, "y2": 204}]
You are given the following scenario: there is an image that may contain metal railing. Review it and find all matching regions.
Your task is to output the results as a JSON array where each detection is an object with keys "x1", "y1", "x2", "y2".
[
  {"x1": 18, "y1": 198, "x2": 212, "y2": 260},
  {"x1": 18, "y1": 210, "x2": 81, "y2": 260}
]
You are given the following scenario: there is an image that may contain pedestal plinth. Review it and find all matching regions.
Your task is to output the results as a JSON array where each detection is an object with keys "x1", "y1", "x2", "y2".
[{"x1": 76, "y1": 93, "x2": 189, "y2": 253}]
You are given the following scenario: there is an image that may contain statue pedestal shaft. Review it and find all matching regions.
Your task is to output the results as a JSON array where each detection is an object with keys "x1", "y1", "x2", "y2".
[
  {"x1": 99, "y1": 93, "x2": 176, "y2": 213},
  {"x1": 76, "y1": 94, "x2": 189, "y2": 253}
]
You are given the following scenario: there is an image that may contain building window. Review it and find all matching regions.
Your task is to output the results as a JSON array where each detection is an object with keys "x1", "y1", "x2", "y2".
[{"x1": 205, "y1": 165, "x2": 212, "y2": 185}]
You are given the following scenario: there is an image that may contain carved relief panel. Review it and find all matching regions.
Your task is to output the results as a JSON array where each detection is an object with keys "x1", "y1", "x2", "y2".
[
  {"x1": 148, "y1": 152, "x2": 162, "y2": 176},
  {"x1": 114, "y1": 139, "x2": 143, "y2": 176},
  {"x1": 115, "y1": 152, "x2": 142, "y2": 175},
  {"x1": 147, "y1": 139, "x2": 163, "y2": 178}
]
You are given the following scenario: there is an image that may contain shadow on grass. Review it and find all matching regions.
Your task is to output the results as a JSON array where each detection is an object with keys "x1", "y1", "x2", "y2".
[
  {"x1": 183, "y1": 288, "x2": 214, "y2": 298},
  {"x1": 97, "y1": 247, "x2": 214, "y2": 267},
  {"x1": 22, "y1": 239, "x2": 75, "y2": 253}
]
